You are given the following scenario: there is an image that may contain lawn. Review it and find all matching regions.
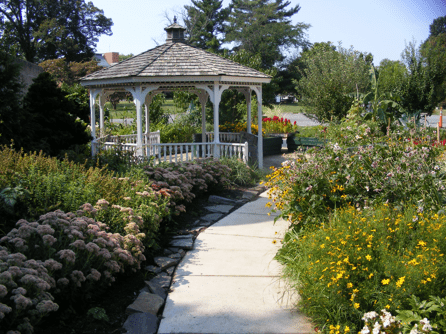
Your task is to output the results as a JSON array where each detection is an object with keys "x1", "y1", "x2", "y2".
[{"x1": 270, "y1": 102, "x2": 305, "y2": 114}]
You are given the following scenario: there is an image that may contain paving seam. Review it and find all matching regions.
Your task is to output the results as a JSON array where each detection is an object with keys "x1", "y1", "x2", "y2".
[
  {"x1": 227, "y1": 211, "x2": 281, "y2": 217},
  {"x1": 174, "y1": 274, "x2": 281, "y2": 277},
  {"x1": 202, "y1": 232, "x2": 283, "y2": 239}
]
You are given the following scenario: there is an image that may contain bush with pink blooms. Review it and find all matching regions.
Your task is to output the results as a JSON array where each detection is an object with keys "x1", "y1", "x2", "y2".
[
  {"x1": 0, "y1": 207, "x2": 145, "y2": 334},
  {"x1": 144, "y1": 159, "x2": 232, "y2": 214}
]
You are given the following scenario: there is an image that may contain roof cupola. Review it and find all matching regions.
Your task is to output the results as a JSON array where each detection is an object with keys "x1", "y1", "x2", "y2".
[{"x1": 164, "y1": 16, "x2": 186, "y2": 43}]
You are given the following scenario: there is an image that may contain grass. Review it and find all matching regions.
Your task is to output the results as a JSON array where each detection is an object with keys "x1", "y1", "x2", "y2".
[
  {"x1": 105, "y1": 100, "x2": 307, "y2": 120},
  {"x1": 270, "y1": 103, "x2": 305, "y2": 114},
  {"x1": 107, "y1": 99, "x2": 187, "y2": 119}
]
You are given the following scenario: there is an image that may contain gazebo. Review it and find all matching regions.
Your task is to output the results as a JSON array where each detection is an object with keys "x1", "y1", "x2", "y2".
[{"x1": 80, "y1": 20, "x2": 271, "y2": 169}]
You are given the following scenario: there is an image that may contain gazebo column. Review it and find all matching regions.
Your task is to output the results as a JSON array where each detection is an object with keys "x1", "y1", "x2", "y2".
[
  {"x1": 126, "y1": 86, "x2": 159, "y2": 156},
  {"x1": 252, "y1": 86, "x2": 263, "y2": 169},
  {"x1": 89, "y1": 89, "x2": 101, "y2": 156},
  {"x1": 211, "y1": 84, "x2": 229, "y2": 159},
  {"x1": 98, "y1": 92, "x2": 108, "y2": 136},
  {"x1": 135, "y1": 96, "x2": 143, "y2": 156},
  {"x1": 197, "y1": 90, "x2": 209, "y2": 144},
  {"x1": 144, "y1": 105, "x2": 149, "y2": 135},
  {"x1": 237, "y1": 88, "x2": 252, "y2": 134}
]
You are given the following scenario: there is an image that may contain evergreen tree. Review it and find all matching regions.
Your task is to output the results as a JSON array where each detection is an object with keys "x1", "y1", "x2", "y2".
[
  {"x1": 224, "y1": 0, "x2": 309, "y2": 68},
  {"x1": 429, "y1": 15, "x2": 446, "y2": 37},
  {"x1": 0, "y1": 51, "x2": 31, "y2": 148},
  {"x1": 184, "y1": 0, "x2": 230, "y2": 53},
  {"x1": 22, "y1": 72, "x2": 91, "y2": 156}
]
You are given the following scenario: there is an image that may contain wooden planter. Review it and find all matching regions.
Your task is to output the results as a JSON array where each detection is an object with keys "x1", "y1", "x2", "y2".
[
  {"x1": 287, "y1": 135, "x2": 326, "y2": 152},
  {"x1": 263, "y1": 136, "x2": 284, "y2": 156}
]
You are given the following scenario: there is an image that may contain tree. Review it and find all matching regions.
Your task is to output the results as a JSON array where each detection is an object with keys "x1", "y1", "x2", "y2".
[
  {"x1": 119, "y1": 53, "x2": 134, "y2": 62},
  {"x1": 184, "y1": 0, "x2": 230, "y2": 53},
  {"x1": 0, "y1": 51, "x2": 32, "y2": 148},
  {"x1": 398, "y1": 39, "x2": 445, "y2": 115},
  {"x1": 21, "y1": 72, "x2": 91, "y2": 156},
  {"x1": 224, "y1": 0, "x2": 309, "y2": 68},
  {"x1": 0, "y1": 0, "x2": 113, "y2": 63},
  {"x1": 429, "y1": 15, "x2": 446, "y2": 37},
  {"x1": 377, "y1": 59, "x2": 407, "y2": 95},
  {"x1": 295, "y1": 42, "x2": 371, "y2": 122},
  {"x1": 218, "y1": 49, "x2": 278, "y2": 123},
  {"x1": 421, "y1": 19, "x2": 446, "y2": 108}
]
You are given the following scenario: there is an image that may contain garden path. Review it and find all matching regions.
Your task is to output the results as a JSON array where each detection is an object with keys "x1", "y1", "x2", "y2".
[{"x1": 157, "y1": 188, "x2": 313, "y2": 333}]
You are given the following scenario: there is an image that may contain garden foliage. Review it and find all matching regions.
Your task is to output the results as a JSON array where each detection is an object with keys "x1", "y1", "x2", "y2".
[
  {"x1": 0, "y1": 144, "x2": 258, "y2": 333},
  {"x1": 265, "y1": 123, "x2": 446, "y2": 333}
]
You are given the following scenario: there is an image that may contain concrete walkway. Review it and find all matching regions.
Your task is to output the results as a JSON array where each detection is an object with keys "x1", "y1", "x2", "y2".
[{"x1": 158, "y1": 191, "x2": 313, "y2": 334}]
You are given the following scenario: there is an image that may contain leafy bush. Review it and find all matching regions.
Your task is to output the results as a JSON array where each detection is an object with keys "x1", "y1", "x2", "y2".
[
  {"x1": 157, "y1": 120, "x2": 199, "y2": 143},
  {"x1": 0, "y1": 147, "x2": 170, "y2": 238},
  {"x1": 276, "y1": 204, "x2": 446, "y2": 332},
  {"x1": 265, "y1": 128, "x2": 445, "y2": 228}
]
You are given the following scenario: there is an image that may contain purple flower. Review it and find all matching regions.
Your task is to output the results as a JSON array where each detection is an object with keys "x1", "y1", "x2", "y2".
[
  {"x1": 69, "y1": 239, "x2": 86, "y2": 250},
  {"x1": 57, "y1": 278, "x2": 69, "y2": 287},
  {"x1": 36, "y1": 300, "x2": 59, "y2": 314},
  {"x1": 10, "y1": 294, "x2": 32, "y2": 310},
  {"x1": 86, "y1": 269, "x2": 101, "y2": 282},
  {"x1": 70, "y1": 270, "x2": 86, "y2": 287},
  {"x1": 56, "y1": 249, "x2": 76, "y2": 263},
  {"x1": 43, "y1": 259, "x2": 62, "y2": 271},
  {"x1": 0, "y1": 302, "x2": 12, "y2": 320},
  {"x1": 85, "y1": 242, "x2": 100, "y2": 254},
  {"x1": 36, "y1": 225, "x2": 55, "y2": 236},
  {"x1": 0, "y1": 284, "x2": 8, "y2": 298},
  {"x1": 42, "y1": 235, "x2": 57, "y2": 246}
]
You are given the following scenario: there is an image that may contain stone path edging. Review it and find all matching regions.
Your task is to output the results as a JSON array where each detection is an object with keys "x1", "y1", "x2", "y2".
[{"x1": 121, "y1": 185, "x2": 266, "y2": 334}]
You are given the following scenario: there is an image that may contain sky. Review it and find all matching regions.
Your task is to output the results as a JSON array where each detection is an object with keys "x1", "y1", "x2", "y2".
[{"x1": 91, "y1": 0, "x2": 446, "y2": 66}]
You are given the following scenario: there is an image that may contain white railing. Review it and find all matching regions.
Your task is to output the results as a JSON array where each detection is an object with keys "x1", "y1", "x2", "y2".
[
  {"x1": 144, "y1": 142, "x2": 248, "y2": 164},
  {"x1": 146, "y1": 142, "x2": 213, "y2": 164},
  {"x1": 94, "y1": 132, "x2": 249, "y2": 165},
  {"x1": 206, "y1": 132, "x2": 242, "y2": 143},
  {"x1": 219, "y1": 142, "x2": 249, "y2": 163},
  {"x1": 98, "y1": 131, "x2": 161, "y2": 146}
]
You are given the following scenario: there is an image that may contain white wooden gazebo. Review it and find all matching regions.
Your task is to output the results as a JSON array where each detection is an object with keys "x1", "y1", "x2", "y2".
[{"x1": 81, "y1": 20, "x2": 271, "y2": 168}]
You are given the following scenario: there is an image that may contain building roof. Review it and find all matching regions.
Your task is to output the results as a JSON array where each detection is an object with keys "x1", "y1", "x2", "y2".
[{"x1": 81, "y1": 38, "x2": 270, "y2": 85}]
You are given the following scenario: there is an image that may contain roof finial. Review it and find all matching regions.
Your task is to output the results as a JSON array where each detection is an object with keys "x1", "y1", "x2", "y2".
[{"x1": 174, "y1": 16, "x2": 177, "y2": 24}]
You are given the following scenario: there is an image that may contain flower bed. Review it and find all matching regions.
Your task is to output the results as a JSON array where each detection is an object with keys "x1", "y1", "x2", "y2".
[
  {"x1": 277, "y1": 204, "x2": 446, "y2": 333},
  {"x1": 264, "y1": 126, "x2": 446, "y2": 333},
  {"x1": 0, "y1": 146, "x2": 252, "y2": 333}
]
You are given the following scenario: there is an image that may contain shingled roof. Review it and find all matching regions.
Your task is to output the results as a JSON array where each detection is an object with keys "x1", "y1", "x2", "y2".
[{"x1": 81, "y1": 23, "x2": 270, "y2": 85}]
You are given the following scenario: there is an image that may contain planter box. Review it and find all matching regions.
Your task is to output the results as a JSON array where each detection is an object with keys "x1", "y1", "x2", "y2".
[
  {"x1": 263, "y1": 136, "x2": 283, "y2": 156},
  {"x1": 287, "y1": 136, "x2": 326, "y2": 152}
]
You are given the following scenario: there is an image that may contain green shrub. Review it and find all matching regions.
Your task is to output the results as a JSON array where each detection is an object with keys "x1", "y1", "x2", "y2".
[
  {"x1": 277, "y1": 204, "x2": 446, "y2": 332},
  {"x1": 0, "y1": 147, "x2": 169, "y2": 239},
  {"x1": 265, "y1": 127, "x2": 445, "y2": 228}
]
